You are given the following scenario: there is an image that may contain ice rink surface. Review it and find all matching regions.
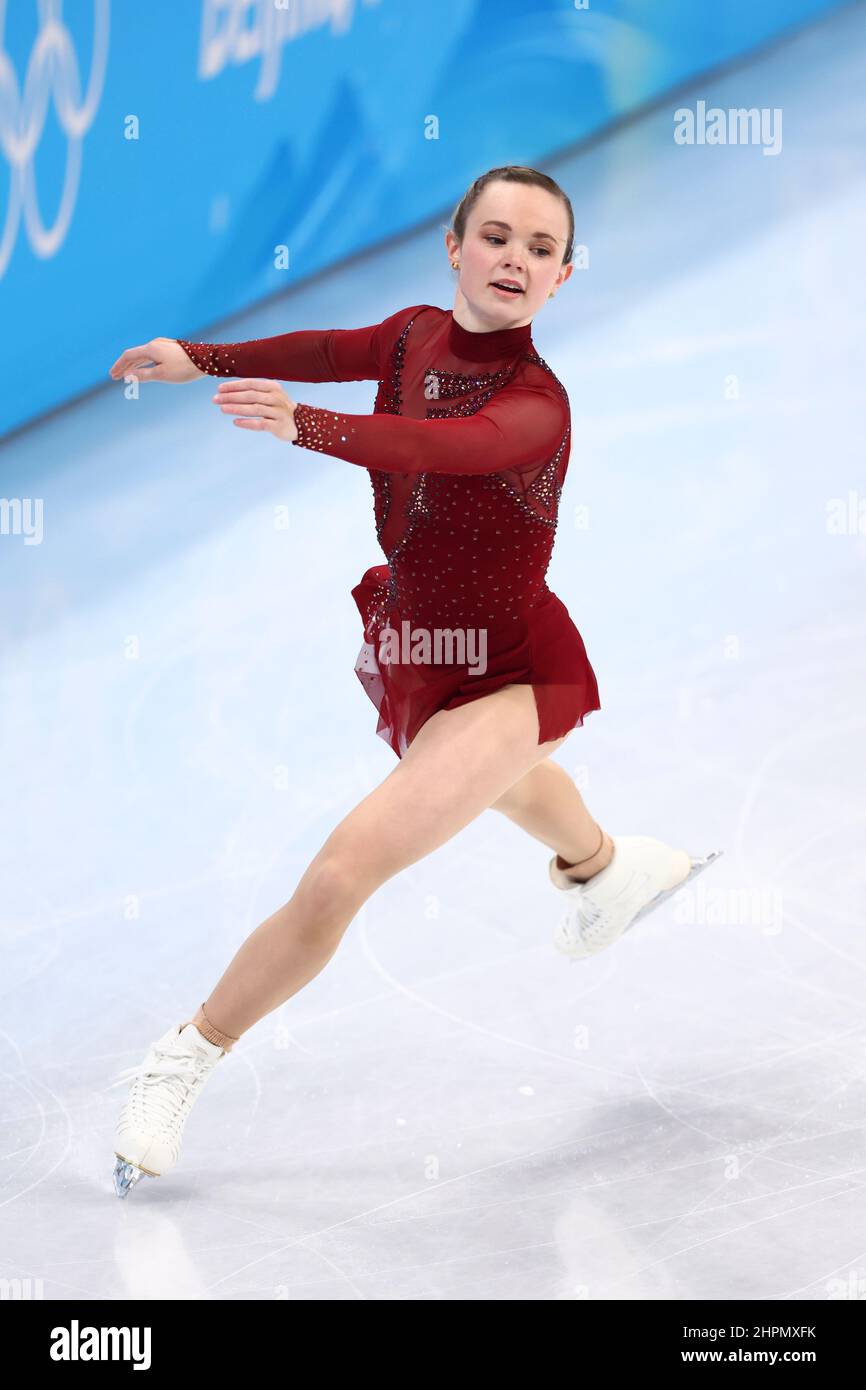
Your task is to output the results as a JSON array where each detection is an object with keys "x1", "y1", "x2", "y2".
[{"x1": 2, "y1": 5, "x2": 865, "y2": 1300}]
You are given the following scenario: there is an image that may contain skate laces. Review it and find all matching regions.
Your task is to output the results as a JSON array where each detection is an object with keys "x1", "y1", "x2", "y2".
[
  {"x1": 109, "y1": 1041, "x2": 218, "y2": 1141},
  {"x1": 107, "y1": 1037, "x2": 215, "y2": 1095}
]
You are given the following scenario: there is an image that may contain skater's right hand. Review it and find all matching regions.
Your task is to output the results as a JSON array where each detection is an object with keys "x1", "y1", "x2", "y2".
[{"x1": 108, "y1": 337, "x2": 203, "y2": 384}]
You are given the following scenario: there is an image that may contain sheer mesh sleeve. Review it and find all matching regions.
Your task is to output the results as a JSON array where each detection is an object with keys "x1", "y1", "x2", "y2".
[
  {"x1": 290, "y1": 381, "x2": 568, "y2": 478},
  {"x1": 175, "y1": 304, "x2": 425, "y2": 382}
]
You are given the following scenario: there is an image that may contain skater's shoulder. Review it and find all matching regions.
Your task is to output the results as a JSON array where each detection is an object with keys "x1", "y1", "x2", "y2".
[
  {"x1": 513, "y1": 349, "x2": 571, "y2": 411},
  {"x1": 367, "y1": 303, "x2": 442, "y2": 352},
  {"x1": 378, "y1": 302, "x2": 443, "y2": 330}
]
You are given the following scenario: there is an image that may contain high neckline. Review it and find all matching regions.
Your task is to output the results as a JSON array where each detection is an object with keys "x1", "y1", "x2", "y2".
[{"x1": 447, "y1": 311, "x2": 533, "y2": 362}]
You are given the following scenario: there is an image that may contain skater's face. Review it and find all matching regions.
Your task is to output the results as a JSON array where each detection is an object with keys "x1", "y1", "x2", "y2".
[{"x1": 446, "y1": 182, "x2": 573, "y2": 330}]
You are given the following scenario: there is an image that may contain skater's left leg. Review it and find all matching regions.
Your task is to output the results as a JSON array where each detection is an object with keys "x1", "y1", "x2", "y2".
[{"x1": 489, "y1": 757, "x2": 614, "y2": 881}]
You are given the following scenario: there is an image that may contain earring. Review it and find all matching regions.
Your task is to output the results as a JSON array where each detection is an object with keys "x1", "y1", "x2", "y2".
[
  {"x1": 549, "y1": 291, "x2": 555, "y2": 298},
  {"x1": 451, "y1": 260, "x2": 459, "y2": 269}
]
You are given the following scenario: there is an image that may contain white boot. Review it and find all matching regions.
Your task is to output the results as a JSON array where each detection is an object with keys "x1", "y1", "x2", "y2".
[
  {"x1": 108, "y1": 1022, "x2": 228, "y2": 1197},
  {"x1": 550, "y1": 835, "x2": 723, "y2": 960}
]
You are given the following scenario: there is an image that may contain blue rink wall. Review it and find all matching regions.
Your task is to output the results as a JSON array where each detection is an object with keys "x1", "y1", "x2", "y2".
[{"x1": 0, "y1": 0, "x2": 849, "y2": 436}]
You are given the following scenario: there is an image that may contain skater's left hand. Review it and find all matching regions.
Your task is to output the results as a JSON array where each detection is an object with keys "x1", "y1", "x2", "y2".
[{"x1": 212, "y1": 379, "x2": 298, "y2": 443}]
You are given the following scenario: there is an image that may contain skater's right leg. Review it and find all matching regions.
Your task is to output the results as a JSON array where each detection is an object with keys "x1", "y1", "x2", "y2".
[{"x1": 193, "y1": 683, "x2": 568, "y2": 1044}]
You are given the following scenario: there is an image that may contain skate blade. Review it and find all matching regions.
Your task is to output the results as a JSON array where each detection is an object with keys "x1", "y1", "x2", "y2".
[
  {"x1": 628, "y1": 848, "x2": 724, "y2": 932},
  {"x1": 113, "y1": 1153, "x2": 158, "y2": 1198},
  {"x1": 556, "y1": 848, "x2": 725, "y2": 962}
]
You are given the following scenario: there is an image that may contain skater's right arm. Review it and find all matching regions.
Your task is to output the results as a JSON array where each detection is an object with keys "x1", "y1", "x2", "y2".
[
  {"x1": 170, "y1": 305, "x2": 427, "y2": 383},
  {"x1": 108, "y1": 337, "x2": 204, "y2": 384},
  {"x1": 108, "y1": 307, "x2": 424, "y2": 387}
]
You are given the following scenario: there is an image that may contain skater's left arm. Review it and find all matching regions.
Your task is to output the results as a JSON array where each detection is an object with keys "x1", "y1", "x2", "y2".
[
  {"x1": 213, "y1": 377, "x2": 568, "y2": 475},
  {"x1": 290, "y1": 381, "x2": 568, "y2": 475}
]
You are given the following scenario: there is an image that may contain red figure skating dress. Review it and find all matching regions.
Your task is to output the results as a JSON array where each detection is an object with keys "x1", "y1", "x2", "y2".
[{"x1": 177, "y1": 304, "x2": 601, "y2": 758}]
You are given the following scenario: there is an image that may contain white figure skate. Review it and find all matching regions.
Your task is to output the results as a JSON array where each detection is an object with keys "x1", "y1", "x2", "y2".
[
  {"x1": 108, "y1": 1021, "x2": 228, "y2": 1197},
  {"x1": 550, "y1": 834, "x2": 724, "y2": 961}
]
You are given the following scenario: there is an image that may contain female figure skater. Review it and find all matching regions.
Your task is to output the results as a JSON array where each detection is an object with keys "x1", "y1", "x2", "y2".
[{"x1": 107, "y1": 166, "x2": 720, "y2": 1197}]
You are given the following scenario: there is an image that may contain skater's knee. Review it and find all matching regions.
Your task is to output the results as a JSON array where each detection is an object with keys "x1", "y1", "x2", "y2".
[{"x1": 294, "y1": 853, "x2": 365, "y2": 928}]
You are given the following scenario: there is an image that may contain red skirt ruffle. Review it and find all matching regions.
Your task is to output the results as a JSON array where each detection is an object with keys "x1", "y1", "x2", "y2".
[{"x1": 351, "y1": 564, "x2": 601, "y2": 760}]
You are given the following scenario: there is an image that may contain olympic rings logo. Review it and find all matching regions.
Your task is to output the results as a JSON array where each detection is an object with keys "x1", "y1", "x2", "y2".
[{"x1": 0, "y1": 0, "x2": 109, "y2": 279}]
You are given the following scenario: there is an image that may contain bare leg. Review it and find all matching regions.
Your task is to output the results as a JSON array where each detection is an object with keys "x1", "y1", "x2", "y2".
[
  {"x1": 489, "y1": 757, "x2": 614, "y2": 880},
  {"x1": 190, "y1": 685, "x2": 569, "y2": 1044}
]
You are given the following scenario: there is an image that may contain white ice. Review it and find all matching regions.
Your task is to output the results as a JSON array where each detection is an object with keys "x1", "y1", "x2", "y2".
[{"x1": 1, "y1": 6, "x2": 865, "y2": 1301}]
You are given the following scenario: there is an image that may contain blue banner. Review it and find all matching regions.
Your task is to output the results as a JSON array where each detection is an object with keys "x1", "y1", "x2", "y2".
[{"x1": 0, "y1": 0, "x2": 849, "y2": 436}]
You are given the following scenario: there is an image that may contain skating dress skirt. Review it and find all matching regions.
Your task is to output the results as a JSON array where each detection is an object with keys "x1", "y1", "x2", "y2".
[{"x1": 178, "y1": 303, "x2": 601, "y2": 759}]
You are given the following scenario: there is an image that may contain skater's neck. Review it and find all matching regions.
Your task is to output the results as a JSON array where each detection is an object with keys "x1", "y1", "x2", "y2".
[{"x1": 448, "y1": 311, "x2": 532, "y2": 362}]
